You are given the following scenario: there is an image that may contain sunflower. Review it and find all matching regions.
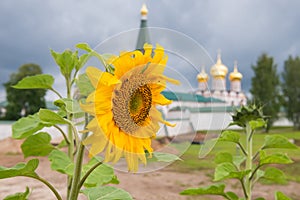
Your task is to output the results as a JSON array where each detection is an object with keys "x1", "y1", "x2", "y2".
[{"x1": 81, "y1": 44, "x2": 179, "y2": 172}]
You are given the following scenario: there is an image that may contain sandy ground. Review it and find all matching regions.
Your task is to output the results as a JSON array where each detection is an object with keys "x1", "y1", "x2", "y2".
[{"x1": 0, "y1": 137, "x2": 300, "y2": 200}]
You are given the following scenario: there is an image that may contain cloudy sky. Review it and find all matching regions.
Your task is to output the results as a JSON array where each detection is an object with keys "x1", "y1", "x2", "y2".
[{"x1": 1, "y1": 0, "x2": 300, "y2": 101}]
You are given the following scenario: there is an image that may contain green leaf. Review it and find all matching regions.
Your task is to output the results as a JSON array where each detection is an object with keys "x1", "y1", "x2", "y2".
[
  {"x1": 82, "y1": 158, "x2": 118, "y2": 187},
  {"x1": 249, "y1": 118, "x2": 266, "y2": 130},
  {"x1": 263, "y1": 135, "x2": 298, "y2": 150},
  {"x1": 256, "y1": 169, "x2": 265, "y2": 181},
  {"x1": 51, "y1": 49, "x2": 78, "y2": 77},
  {"x1": 21, "y1": 132, "x2": 55, "y2": 158},
  {"x1": 76, "y1": 43, "x2": 110, "y2": 67},
  {"x1": 12, "y1": 74, "x2": 54, "y2": 89},
  {"x1": 232, "y1": 155, "x2": 246, "y2": 169},
  {"x1": 76, "y1": 43, "x2": 93, "y2": 52},
  {"x1": 76, "y1": 53, "x2": 89, "y2": 71},
  {"x1": 81, "y1": 186, "x2": 133, "y2": 200},
  {"x1": 255, "y1": 198, "x2": 266, "y2": 200},
  {"x1": 76, "y1": 73, "x2": 95, "y2": 96},
  {"x1": 214, "y1": 152, "x2": 233, "y2": 164},
  {"x1": 275, "y1": 191, "x2": 292, "y2": 200},
  {"x1": 225, "y1": 191, "x2": 239, "y2": 200},
  {"x1": 3, "y1": 187, "x2": 30, "y2": 200},
  {"x1": 12, "y1": 114, "x2": 51, "y2": 139},
  {"x1": 38, "y1": 109, "x2": 70, "y2": 125},
  {"x1": 259, "y1": 151, "x2": 293, "y2": 166},
  {"x1": 219, "y1": 130, "x2": 240, "y2": 143},
  {"x1": 180, "y1": 183, "x2": 226, "y2": 196},
  {"x1": 48, "y1": 150, "x2": 74, "y2": 176},
  {"x1": 214, "y1": 162, "x2": 251, "y2": 181},
  {"x1": 151, "y1": 152, "x2": 182, "y2": 162},
  {"x1": 261, "y1": 167, "x2": 287, "y2": 184},
  {"x1": 0, "y1": 159, "x2": 39, "y2": 179},
  {"x1": 54, "y1": 98, "x2": 83, "y2": 114}
]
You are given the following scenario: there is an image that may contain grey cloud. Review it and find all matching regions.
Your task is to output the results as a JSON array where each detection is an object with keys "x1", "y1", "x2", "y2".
[{"x1": 1, "y1": 0, "x2": 300, "y2": 100}]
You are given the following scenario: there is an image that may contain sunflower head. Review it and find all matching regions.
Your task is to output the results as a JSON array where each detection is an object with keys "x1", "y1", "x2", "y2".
[{"x1": 81, "y1": 43, "x2": 179, "y2": 172}]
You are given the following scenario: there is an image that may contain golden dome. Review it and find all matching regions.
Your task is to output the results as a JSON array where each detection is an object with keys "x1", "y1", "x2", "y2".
[
  {"x1": 229, "y1": 61, "x2": 243, "y2": 81},
  {"x1": 140, "y1": 4, "x2": 148, "y2": 16},
  {"x1": 210, "y1": 51, "x2": 228, "y2": 78},
  {"x1": 197, "y1": 67, "x2": 209, "y2": 82}
]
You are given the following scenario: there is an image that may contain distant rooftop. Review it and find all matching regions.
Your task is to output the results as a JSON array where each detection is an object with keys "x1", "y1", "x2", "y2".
[{"x1": 162, "y1": 91, "x2": 224, "y2": 103}]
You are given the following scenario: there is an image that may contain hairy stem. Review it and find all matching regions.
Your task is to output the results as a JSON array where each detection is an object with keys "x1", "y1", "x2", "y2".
[
  {"x1": 245, "y1": 122, "x2": 253, "y2": 200},
  {"x1": 78, "y1": 161, "x2": 103, "y2": 189},
  {"x1": 25, "y1": 175, "x2": 62, "y2": 200},
  {"x1": 68, "y1": 134, "x2": 88, "y2": 200},
  {"x1": 50, "y1": 88, "x2": 63, "y2": 99},
  {"x1": 66, "y1": 77, "x2": 74, "y2": 199},
  {"x1": 68, "y1": 113, "x2": 89, "y2": 200},
  {"x1": 53, "y1": 125, "x2": 70, "y2": 144}
]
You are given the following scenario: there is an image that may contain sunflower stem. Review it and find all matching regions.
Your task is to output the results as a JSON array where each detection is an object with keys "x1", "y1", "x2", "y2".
[
  {"x1": 69, "y1": 113, "x2": 89, "y2": 200},
  {"x1": 66, "y1": 76, "x2": 74, "y2": 199},
  {"x1": 245, "y1": 122, "x2": 253, "y2": 200}
]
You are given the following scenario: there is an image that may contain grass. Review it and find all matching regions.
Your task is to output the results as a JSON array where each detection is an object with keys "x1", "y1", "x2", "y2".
[{"x1": 168, "y1": 127, "x2": 300, "y2": 183}]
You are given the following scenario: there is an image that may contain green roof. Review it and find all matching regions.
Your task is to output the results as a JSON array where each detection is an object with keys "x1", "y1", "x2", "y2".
[
  {"x1": 162, "y1": 91, "x2": 224, "y2": 103},
  {"x1": 169, "y1": 106, "x2": 239, "y2": 113},
  {"x1": 136, "y1": 19, "x2": 151, "y2": 50}
]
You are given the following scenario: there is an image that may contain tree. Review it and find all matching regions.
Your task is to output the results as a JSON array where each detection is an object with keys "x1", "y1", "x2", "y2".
[
  {"x1": 3, "y1": 63, "x2": 46, "y2": 120},
  {"x1": 250, "y1": 53, "x2": 281, "y2": 132},
  {"x1": 282, "y1": 55, "x2": 300, "y2": 129}
]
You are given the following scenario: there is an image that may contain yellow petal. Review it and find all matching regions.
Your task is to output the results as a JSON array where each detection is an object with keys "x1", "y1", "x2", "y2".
[
  {"x1": 143, "y1": 43, "x2": 153, "y2": 59},
  {"x1": 86, "y1": 66, "x2": 103, "y2": 88},
  {"x1": 152, "y1": 44, "x2": 164, "y2": 64},
  {"x1": 150, "y1": 107, "x2": 176, "y2": 127},
  {"x1": 152, "y1": 93, "x2": 172, "y2": 105},
  {"x1": 80, "y1": 102, "x2": 95, "y2": 115},
  {"x1": 86, "y1": 91, "x2": 95, "y2": 103}
]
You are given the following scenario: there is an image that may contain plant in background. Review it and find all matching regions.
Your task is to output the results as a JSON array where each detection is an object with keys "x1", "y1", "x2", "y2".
[
  {"x1": 181, "y1": 104, "x2": 299, "y2": 200},
  {"x1": 0, "y1": 43, "x2": 179, "y2": 200}
]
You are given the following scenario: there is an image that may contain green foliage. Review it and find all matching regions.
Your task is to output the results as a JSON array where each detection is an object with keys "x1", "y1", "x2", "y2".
[
  {"x1": 3, "y1": 187, "x2": 30, "y2": 200},
  {"x1": 12, "y1": 74, "x2": 54, "y2": 89},
  {"x1": 260, "y1": 167, "x2": 287, "y2": 184},
  {"x1": 230, "y1": 104, "x2": 266, "y2": 128},
  {"x1": 76, "y1": 73, "x2": 95, "y2": 96},
  {"x1": 214, "y1": 152, "x2": 233, "y2": 164},
  {"x1": 38, "y1": 108, "x2": 70, "y2": 125},
  {"x1": 180, "y1": 183, "x2": 239, "y2": 200},
  {"x1": 3, "y1": 63, "x2": 46, "y2": 120},
  {"x1": 219, "y1": 130, "x2": 240, "y2": 143},
  {"x1": 50, "y1": 49, "x2": 78, "y2": 78},
  {"x1": 48, "y1": 150, "x2": 74, "y2": 176},
  {"x1": 81, "y1": 186, "x2": 133, "y2": 200},
  {"x1": 21, "y1": 132, "x2": 55, "y2": 158},
  {"x1": 12, "y1": 113, "x2": 51, "y2": 139},
  {"x1": 180, "y1": 183, "x2": 226, "y2": 195},
  {"x1": 259, "y1": 151, "x2": 293, "y2": 166},
  {"x1": 76, "y1": 43, "x2": 113, "y2": 70},
  {"x1": 181, "y1": 104, "x2": 297, "y2": 200},
  {"x1": 262, "y1": 134, "x2": 298, "y2": 150},
  {"x1": 82, "y1": 158, "x2": 119, "y2": 187},
  {"x1": 0, "y1": 159, "x2": 39, "y2": 179},
  {"x1": 282, "y1": 55, "x2": 300, "y2": 129},
  {"x1": 250, "y1": 53, "x2": 281, "y2": 131},
  {"x1": 214, "y1": 162, "x2": 251, "y2": 181},
  {"x1": 54, "y1": 98, "x2": 84, "y2": 119},
  {"x1": 275, "y1": 191, "x2": 292, "y2": 200}
]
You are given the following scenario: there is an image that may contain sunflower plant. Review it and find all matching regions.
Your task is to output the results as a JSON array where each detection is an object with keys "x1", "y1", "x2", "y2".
[
  {"x1": 0, "y1": 43, "x2": 180, "y2": 200},
  {"x1": 181, "y1": 104, "x2": 298, "y2": 200}
]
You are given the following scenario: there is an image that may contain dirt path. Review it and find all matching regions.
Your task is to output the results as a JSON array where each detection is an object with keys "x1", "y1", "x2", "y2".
[{"x1": 0, "y1": 138, "x2": 299, "y2": 200}]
